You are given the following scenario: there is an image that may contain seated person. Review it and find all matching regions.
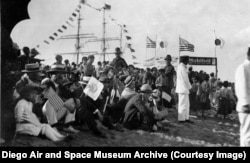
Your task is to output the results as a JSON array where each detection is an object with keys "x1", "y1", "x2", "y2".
[
  {"x1": 123, "y1": 84, "x2": 157, "y2": 131},
  {"x1": 15, "y1": 86, "x2": 66, "y2": 142},
  {"x1": 120, "y1": 76, "x2": 137, "y2": 100},
  {"x1": 41, "y1": 78, "x2": 79, "y2": 133}
]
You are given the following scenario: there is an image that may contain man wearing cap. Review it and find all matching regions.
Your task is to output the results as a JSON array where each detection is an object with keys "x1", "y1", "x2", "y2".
[
  {"x1": 235, "y1": 46, "x2": 250, "y2": 146},
  {"x1": 164, "y1": 54, "x2": 176, "y2": 107},
  {"x1": 123, "y1": 84, "x2": 156, "y2": 131},
  {"x1": 176, "y1": 56, "x2": 192, "y2": 123},
  {"x1": 84, "y1": 55, "x2": 96, "y2": 77},
  {"x1": 109, "y1": 47, "x2": 128, "y2": 74}
]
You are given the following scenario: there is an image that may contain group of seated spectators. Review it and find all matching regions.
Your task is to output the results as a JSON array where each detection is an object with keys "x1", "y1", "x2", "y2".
[{"x1": 7, "y1": 46, "x2": 237, "y2": 143}]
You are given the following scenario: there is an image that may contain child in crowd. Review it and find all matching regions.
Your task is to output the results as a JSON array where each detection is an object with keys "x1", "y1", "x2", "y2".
[{"x1": 15, "y1": 86, "x2": 66, "y2": 142}]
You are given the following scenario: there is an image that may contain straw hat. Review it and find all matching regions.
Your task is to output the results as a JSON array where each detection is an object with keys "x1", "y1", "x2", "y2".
[
  {"x1": 48, "y1": 64, "x2": 66, "y2": 73},
  {"x1": 22, "y1": 63, "x2": 41, "y2": 73}
]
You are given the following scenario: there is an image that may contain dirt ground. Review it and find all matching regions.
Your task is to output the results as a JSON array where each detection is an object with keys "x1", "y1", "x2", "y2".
[{"x1": 1, "y1": 107, "x2": 240, "y2": 147}]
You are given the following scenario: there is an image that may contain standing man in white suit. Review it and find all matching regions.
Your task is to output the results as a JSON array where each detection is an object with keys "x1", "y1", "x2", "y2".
[
  {"x1": 235, "y1": 46, "x2": 250, "y2": 146},
  {"x1": 176, "y1": 56, "x2": 193, "y2": 123}
]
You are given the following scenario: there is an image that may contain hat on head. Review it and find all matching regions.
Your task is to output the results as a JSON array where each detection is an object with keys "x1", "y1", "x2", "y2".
[
  {"x1": 180, "y1": 55, "x2": 189, "y2": 59},
  {"x1": 140, "y1": 84, "x2": 153, "y2": 93},
  {"x1": 115, "y1": 47, "x2": 122, "y2": 55},
  {"x1": 180, "y1": 55, "x2": 189, "y2": 63},
  {"x1": 165, "y1": 54, "x2": 172, "y2": 61},
  {"x1": 22, "y1": 63, "x2": 41, "y2": 73},
  {"x1": 124, "y1": 76, "x2": 134, "y2": 87},
  {"x1": 48, "y1": 64, "x2": 66, "y2": 73}
]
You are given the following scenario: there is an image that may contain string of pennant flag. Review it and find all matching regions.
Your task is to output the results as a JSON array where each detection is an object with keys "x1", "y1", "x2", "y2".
[
  {"x1": 106, "y1": 13, "x2": 135, "y2": 54},
  {"x1": 36, "y1": 1, "x2": 140, "y2": 64},
  {"x1": 36, "y1": 4, "x2": 82, "y2": 48}
]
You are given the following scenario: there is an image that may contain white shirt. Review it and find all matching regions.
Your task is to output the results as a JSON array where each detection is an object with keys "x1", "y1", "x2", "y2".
[
  {"x1": 235, "y1": 59, "x2": 250, "y2": 112},
  {"x1": 176, "y1": 63, "x2": 192, "y2": 94}
]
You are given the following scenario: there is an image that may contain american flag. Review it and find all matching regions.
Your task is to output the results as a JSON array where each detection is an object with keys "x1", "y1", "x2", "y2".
[
  {"x1": 44, "y1": 87, "x2": 64, "y2": 112},
  {"x1": 179, "y1": 37, "x2": 195, "y2": 52},
  {"x1": 146, "y1": 36, "x2": 156, "y2": 48}
]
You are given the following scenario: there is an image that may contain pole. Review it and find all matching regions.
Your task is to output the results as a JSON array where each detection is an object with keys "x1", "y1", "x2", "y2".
[
  {"x1": 179, "y1": 35, "x2": 181, "y2": 64},
  {"x1": 76, "y1": 11, "x2": 81, "y2": 65},
  {"x1": 103, "y1": 8, "x2": 106, "y2": 62},
  {"x1": 155, "y1": 35, "x2": 157, "y2": 66},
  {"x1": 215, "y1": 45, "x2": 218, "y2": 79},
  {"x1": 120, "y1": 25, "x2": 123, "y2": 50},
  {"x1": 214, "y1": 30, "x2": 218, "y2": 79}
]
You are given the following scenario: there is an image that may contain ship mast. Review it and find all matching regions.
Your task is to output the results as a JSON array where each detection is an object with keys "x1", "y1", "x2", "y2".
[
  {"x1": 76, "y1": 12, "x2": 81, "y2": 64},
  {"x1": 102, "y1": 7, "x2": 106, "y2": 62}
]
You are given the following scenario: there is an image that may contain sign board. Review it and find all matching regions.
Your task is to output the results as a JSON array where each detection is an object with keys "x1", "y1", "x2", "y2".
[
  {"x1": 189, "y1": 57, "x2": 217, "y2": 66},
  {"x1": 84, "y1": 77, "x2": 104, "y2": 101}
]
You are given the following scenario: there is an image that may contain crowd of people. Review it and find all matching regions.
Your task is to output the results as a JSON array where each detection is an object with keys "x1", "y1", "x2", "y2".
[{"x1": 0, "y1": 46, "x2": 243, "y2": 145}]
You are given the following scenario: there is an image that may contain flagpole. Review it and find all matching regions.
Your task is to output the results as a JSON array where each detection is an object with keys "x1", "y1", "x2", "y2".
[
  {"x1": 214, "y1": 30, "x2": 218, "y2": 79},
  {"x1": 120, "y1": 25, "x2": 123, "y2": 50},
  {"x1": 179, "y1": 35, "x2": 181, "y2": 64},
  {"x1": 215, "y1": 45, "x2": 218, "y2": 79},
  {"x1": 103, "y1": 6, "x2": 106, "y2": 62},
  {"x1": 155, "y1": 35, "x2": 157, "y2": 65}
]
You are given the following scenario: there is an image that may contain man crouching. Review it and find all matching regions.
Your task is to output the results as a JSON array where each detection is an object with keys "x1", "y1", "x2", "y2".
[{"x1": 123, "y1": 84, "x2": 165, "y2": 131}]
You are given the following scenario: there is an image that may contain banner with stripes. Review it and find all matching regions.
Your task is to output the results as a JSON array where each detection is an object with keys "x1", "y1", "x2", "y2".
[
  {"x1": 146, "y1": 36, "x2": 156, "y2": 48},
  {"x1": 179, "y1": 37, "x2": 195, "y2": 52}
]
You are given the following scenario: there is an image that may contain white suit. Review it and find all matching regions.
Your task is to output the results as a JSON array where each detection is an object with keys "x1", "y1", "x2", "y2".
[
  {"x1": 235, "y1": 59, "x2": 250, "y2": 146},
  {"x1": 176, "y1": 63, "x2": 192, "y2": 121}
]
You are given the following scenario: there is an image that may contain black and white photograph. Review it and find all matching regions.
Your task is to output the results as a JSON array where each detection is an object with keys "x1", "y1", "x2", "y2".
[{"x1": 1, "y1": 0, "x2": 250, "y2": 152}]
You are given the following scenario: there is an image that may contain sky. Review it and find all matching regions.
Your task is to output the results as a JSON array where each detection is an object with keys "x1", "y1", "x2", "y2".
[{"x1": 10, "y1": 0, "x2": 250, "y2": 82}]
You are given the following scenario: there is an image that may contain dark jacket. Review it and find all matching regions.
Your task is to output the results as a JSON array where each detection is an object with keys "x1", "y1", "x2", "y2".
[
  {"x1": 110, "y1": 57, "x2": 128, "y2": 73},
  {"x1": 123, "y1": 94, "x2": 155, "y2": 130}
]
